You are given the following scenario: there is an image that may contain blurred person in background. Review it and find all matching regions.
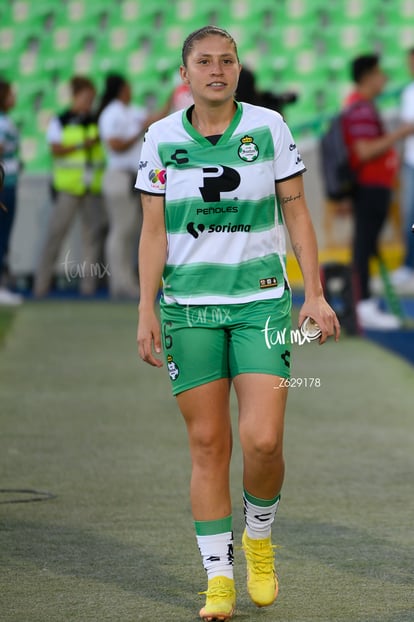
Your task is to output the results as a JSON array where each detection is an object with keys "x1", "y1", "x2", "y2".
[
  {"x1": 0, "y1": 79, "x2": 22, "y2": 305},
  {"x1": 169, "y1": 78, "x2": 194, "y2": 112},
  {"x1": 98, "y1": 74, "x2": 168, "y2": 300},
  {"x1": 342, "y1": 54, "x2": 414, "y2": 329},
  {"x1": 236, "y1": 66, "x2": 298, "y2": 115},
  {"x1": 393, "y1": 47, "x2": 414, "y2": 290},
  {"x1": 34, "y1": 76, "x2": 106, "y2": 298}
]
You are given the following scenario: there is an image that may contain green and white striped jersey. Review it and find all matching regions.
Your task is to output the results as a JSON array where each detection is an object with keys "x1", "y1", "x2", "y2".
[{"x1": 136, "y1": 101, "x2": 305, "y2": 305}]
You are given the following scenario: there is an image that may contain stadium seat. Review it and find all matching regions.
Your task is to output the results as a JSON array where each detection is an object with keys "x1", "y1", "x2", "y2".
[
  {"x1": 323, "y1": 1, "x2": 376, "y2": 24},
  {"x1": 57, "y1": 0, "x2": 111, "y2": 26},
  {"x1": 21, "y1": 130, "x2": 51, "y2": 173},
  {"x1": 283, "y1": 0, "x2": 318, "y2": 23},
  {"x1": 163, "y1": 0, "x2": 212, "y2": 26},
  {"x1": 2, "y1": 0, "x2": 54, "y2": 27},
  {"x1": 398, "y1": 0, "x2": 414, "y2": 18}
]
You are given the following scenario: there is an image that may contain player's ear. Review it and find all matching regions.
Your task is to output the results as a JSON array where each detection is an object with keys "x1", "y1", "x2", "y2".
[{"x1": 180, "y1": 65, "x2": 190, "y2": 85}]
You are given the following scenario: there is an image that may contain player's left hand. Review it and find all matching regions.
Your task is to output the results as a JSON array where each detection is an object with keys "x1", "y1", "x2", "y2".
[{"x1": 298, "y1": 296, "x2": 341, "y2": 344}]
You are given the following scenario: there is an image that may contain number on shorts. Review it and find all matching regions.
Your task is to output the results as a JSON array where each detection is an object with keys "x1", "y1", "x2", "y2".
[{"x1": 163, "y1": 321, "x2": 173, "y2": 349}]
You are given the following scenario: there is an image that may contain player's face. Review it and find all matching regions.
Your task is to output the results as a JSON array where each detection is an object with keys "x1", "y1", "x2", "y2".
[{"x1": 180, "y1": 35, "x2": 241, "y2": 105}]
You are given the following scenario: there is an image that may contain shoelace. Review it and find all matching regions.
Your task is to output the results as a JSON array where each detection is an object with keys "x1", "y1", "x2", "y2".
[
  {"x1": 243, "y1": 543, "x2": 277, "y2": 577},
  {"x1": 199, "y1": 582, "x2": 235, "y2": 599}
]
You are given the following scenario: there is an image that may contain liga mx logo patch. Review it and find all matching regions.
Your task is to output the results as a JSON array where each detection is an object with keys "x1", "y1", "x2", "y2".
[
  {"x1": 238, "y1": 135, "x2": 259, "y2": 162},
  {"x1": 149, "y1": 168, "x2": 166, "y2": 190}
]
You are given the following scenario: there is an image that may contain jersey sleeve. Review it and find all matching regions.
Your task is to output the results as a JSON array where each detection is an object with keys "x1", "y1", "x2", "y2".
[
  {"x1": 273, "y1": 117, "x2": 306, "y2": 182},
  {"x1": 135, "y1": 126, "x2": 166, "y2": 194}
]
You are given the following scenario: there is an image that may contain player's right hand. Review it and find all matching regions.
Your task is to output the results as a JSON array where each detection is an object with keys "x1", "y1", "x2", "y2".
[{"x1": 137, "y1": 309, "x2": 163, "y2": 367}]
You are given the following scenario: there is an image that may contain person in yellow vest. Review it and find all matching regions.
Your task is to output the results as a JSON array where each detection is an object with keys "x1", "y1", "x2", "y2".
[{"x1": 34, "y1": 76, "x2": 106, "y2": 297}]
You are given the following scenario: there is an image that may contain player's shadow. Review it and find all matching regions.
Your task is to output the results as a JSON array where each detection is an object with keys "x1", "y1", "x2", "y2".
[
  {"x1": 1, "y1": 516, "x2": 199, "y2": 612},
  {"x1": 276, "y1": 515, "x2": 414, "y2": 586}
]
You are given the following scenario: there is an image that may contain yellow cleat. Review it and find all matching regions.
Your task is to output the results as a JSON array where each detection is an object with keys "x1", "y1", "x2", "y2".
[
  {"x1": 199, "y1": 576, "x2": 236, "y2": 621},
  {"x1": 242, "y1": 529, "x2": 278, "y2": 607}
]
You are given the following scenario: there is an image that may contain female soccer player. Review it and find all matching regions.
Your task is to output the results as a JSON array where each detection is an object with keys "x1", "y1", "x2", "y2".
[{"x1": 136, "y1": 26, "x2": 340, "y2": 621}]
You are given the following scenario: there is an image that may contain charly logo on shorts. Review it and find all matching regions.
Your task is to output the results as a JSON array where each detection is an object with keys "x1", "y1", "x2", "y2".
[
  {"x1": 238, "y1": 135, "x2": 259, "y2": 162},
  {"x1": 149, "y1": 168, "x2": 166, "y2": 190},
  {"x1": 166, "y1": 354, "x2": 180, "y2": 381}
]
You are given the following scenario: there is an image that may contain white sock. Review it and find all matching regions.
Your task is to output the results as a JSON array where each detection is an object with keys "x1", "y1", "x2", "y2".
[
  {"x1": 243, "y1": 490, "x2": 280, "y2": 540},
  {"x1": 196, "y1": 531, "x2": 234, "y2": 580}
]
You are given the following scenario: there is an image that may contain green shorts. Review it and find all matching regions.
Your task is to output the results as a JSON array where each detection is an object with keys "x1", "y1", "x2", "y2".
[{"x1": 159, "y1": 291, "x2": 292, "y2": 395}]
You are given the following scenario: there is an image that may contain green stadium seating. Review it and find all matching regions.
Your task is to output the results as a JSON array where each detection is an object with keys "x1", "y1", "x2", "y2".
[
  {"x1": 1, "y1": 0, "x2": 410, "y2": 173},
  {"x1": 1, "y1": 0, "x2": 53, "y2": 28}
]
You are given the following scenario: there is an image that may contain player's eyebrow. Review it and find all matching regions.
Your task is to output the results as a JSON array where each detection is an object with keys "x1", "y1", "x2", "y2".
[{"x1": 195, "y1": 52, "x2": 236, "y2": 58}]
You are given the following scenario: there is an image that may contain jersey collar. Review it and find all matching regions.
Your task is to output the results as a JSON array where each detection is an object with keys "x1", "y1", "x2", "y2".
[{"x1": 182, "y1": 101, "x2": 243, "y2": 146}]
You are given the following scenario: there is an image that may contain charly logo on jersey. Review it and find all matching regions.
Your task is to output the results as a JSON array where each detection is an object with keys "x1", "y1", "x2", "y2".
[
  {"x1": 149, "y1": 168, "x2": 166, "y2": 189},
  {"x1": 238, "y1": 135, "x2": 259, "y2": 162},
  {"x1": 171, "y1": 149, "x2": 189, "y2": 165}
]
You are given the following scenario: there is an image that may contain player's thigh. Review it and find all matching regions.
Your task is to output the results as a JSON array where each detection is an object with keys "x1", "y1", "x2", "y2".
[
  {"x1": 234, "y1": 373, "x2": 288, "y2": 454},
  {"x1": 229, "y1": 293, "x2": 292, "y2": 380},
  {"x1": 229, "y1": 294, "x2": 291, "y2": 451},
  {"x1": 177, "y1": 378, "x2": 233, "y2": 455},
  {"x1": 160, "y1": 302, "x2": 230, "y2": 396}
]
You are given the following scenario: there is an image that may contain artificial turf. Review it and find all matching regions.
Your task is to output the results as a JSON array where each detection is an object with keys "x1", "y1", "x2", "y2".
[{"x1": 0, "y1": 301, "x2": 413, "y2": 621}]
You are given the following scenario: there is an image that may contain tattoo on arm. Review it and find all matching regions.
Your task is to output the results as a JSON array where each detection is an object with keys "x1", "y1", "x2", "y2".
[
  {"x1": 293, "y1": 242, "x2": 302, "y2": 260},
  {"x1": 280, "y1": 192, "x2": 302, "y2": 206}
]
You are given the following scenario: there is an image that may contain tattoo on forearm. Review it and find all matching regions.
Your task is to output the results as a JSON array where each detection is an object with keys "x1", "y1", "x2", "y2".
[
  {"x1": 281, "y1": 192, "x2": 302, "y2": 206},
  {"x1": 293, "y1": 242, "x2": 302, "y2": 260}
]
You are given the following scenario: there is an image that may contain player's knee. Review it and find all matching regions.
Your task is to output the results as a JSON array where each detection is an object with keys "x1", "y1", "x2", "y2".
[
  {"x1": 244, "y1": 432, "x2": 283, "y2": 462},
  {"x1": 190, "y1": 430, "x2": 231, "y2": 465}
]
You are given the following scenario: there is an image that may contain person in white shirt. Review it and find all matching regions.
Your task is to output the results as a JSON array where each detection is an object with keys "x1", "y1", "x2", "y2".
[
  {"x1": 98, "y1": 74, "x2": 167, "y2": 299},
  {"x1": 394, "y1": 48, "x2": 414, "y2": 288}
]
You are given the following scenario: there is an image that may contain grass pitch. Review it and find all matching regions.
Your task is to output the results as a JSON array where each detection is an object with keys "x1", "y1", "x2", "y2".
[
  {"x1": 0, "y1": 307, "x2": 16, "y2": 346},
  {"x1": 0, "y1": 302, "x2": 413, "y2": 621}
]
